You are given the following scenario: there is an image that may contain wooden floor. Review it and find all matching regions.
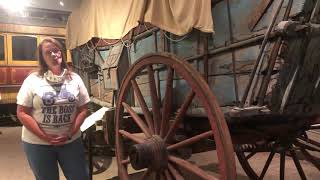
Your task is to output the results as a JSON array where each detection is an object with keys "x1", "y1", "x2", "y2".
[{"x1": 0, "y1": 126, "x2": 319, "y2": 180}]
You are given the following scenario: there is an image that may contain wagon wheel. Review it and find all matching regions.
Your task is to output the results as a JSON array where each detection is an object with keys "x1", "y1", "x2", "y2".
[
  {"x1": 115, "y1": 53, "x2": 236, "y2": 180},
  {"x1": 236, "y1": 126, "x2": 320, "y2": 180},
  {"x1": 82, "y1": 129, "x2": 113, "y2": 175}
]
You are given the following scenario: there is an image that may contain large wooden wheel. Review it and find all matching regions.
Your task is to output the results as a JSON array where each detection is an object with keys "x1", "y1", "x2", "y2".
[
  {"x1": 115, "y1": 53, "x2": 236, "y2": 180},
  {"x1": 236, "y1": 124, "x2": 320, "y2": 180}
]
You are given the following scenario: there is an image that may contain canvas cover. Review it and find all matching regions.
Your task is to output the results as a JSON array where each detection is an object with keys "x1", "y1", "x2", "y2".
[{"x1": 66, "y1": 0, "x2": 213, "y2": 49}]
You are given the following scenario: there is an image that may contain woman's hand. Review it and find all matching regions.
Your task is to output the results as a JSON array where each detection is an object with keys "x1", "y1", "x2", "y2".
[{"x1": 46, "y1": 134, "x2": 69, "y2": 146}]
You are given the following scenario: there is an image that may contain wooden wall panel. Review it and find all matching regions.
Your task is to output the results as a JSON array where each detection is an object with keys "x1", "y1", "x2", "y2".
[
  {"x1": 0, "y1": 67, "x2": 8, "y2": 84},
  {"x1": 10, "y1": 67, "x2": 35, "y2": 85},
  {"x1": 0, "y1": 24, "x2": 65, "y2": 36},
  {"x1": 0, "y1": 87, "x2": 19, "y2": 104}
]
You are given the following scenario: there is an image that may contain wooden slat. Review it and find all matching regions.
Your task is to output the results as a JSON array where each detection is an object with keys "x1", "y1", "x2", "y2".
[
  {"x1": 0, "y1": 23, "x2": 65, "y2": 36},
  {"x1": 248, "y1": 0, "x2": 274, "y2": 31}
]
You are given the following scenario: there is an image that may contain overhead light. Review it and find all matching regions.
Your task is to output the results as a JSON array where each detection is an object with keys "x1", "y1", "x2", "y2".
[
  {"x1": 0, "y1": 0, "x2": 30, "y2": 13},
  {"x1": 59, "y1": 1, "x2": 64, "y2": 6}
]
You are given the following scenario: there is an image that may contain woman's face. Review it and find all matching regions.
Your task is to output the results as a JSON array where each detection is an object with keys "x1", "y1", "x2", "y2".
[{"x1": 41, "y1": 41, "x2": 63, "y2": 69}]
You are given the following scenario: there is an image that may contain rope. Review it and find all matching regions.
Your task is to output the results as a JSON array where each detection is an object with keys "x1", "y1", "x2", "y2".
[
  {"x1": 163, "y1": 31, "x2": 189, "y2": 42},
  {"x1": 143, "y1": 23, "x2": 189, "y2": 42},
  {"x1": 101, "y1": 38, "x2": 122, "y2": 46},
  {"x1": 86, "y1": 39, "x2": 100, "y2": 50}
]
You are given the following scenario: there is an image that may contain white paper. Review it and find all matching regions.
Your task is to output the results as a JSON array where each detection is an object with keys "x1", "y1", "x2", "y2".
[{"x1": 80, "y1": 107, "x2": 110, "y2": 132}]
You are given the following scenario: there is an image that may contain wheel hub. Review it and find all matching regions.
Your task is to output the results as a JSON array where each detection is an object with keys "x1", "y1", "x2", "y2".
[{"x1": 129, "y1": 135, "x2": 168, "y2": 170}]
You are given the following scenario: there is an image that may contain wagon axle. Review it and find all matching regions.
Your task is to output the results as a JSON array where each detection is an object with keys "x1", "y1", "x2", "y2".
[{"x1": 129, "y1": 135, "x2": 168, "y2": 171}]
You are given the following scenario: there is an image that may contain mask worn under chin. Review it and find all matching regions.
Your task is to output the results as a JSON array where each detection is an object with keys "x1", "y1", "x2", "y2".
[{"x1": 44, "y1": 69, "x2": 67, "y2": 83}]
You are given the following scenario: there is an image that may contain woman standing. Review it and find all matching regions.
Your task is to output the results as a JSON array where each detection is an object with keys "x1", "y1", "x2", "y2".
[{"x1": 16, "y1": 37, "x2": 90, "y2": 180}]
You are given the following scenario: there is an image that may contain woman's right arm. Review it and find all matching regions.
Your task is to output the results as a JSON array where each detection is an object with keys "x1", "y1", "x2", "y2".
[{"x1": 16, "y1": 105, "x2": 50, "y2": 142}]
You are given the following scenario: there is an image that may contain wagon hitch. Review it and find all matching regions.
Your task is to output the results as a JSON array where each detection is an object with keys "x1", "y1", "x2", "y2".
[{"x1": 129, "y1": 135, "x2": 168, "y2": 170}]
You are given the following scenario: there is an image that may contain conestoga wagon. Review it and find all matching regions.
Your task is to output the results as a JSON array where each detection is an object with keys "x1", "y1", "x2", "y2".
[{"x1": 67, "y1": 0, "x2": 320, "y2": 179}]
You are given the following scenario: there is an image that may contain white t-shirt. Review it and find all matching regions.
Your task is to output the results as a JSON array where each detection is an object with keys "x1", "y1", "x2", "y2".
[{"x1": 17, "y1": 72, "x2": 90, "y2": 145}]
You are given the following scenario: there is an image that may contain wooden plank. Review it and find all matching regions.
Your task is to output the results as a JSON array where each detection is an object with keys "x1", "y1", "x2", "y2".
[
  {"x1": 0, "y1": 67, "x2": 8, "y2": 84},
  {"x1": 311, "y1": 0, "x2": 320, "y2": 23},
  {"x1": 10, "y1": 67, "x2": 35, "y2": 84},
  {"x1": 248, "y1": 0, "x2": 274, "y2": 31},
  {"x1": 0, "y1": 23, "x2": 65, "y2": 36},
  {"x1": 0, "y1": 87, "x2": 20, "y2": 104}
]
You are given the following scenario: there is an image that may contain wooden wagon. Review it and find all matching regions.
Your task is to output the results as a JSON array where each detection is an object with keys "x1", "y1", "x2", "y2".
[{"x1": 67, "y1": 0, "x2": 320, "y2": 179}]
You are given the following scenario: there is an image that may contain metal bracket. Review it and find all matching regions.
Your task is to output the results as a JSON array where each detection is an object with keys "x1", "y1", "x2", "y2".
[
  {"x1": 229, "y1": 106, "x2": 271, "y2": 117},
  {"x1": 275, "y1": 20, "x2": 320, "y2": 38}
]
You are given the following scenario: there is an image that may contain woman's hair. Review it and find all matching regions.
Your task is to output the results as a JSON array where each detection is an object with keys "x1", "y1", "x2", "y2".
[{"x1": 37, "y1": 37, "x2": 71, "y2": 77}]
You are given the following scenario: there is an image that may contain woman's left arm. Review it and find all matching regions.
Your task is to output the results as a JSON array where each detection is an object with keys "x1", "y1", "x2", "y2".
[
  {"x1": 69, "y1": 73, "x2": 90, "y2": 137},
  {"x1": 70, "y1": 103, "x2": 88, "y2": 137}
]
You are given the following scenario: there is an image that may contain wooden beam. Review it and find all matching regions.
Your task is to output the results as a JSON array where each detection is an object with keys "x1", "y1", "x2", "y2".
[
  {"x1": 0, "y1": 23, "x2": 65, "y2": 36},
  {"x1": 248, "y1": 0, "x2": 274, "y2": 31}
]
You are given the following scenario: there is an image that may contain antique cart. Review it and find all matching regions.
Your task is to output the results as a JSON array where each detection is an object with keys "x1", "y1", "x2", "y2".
[{"x1": 67, "y1": 0, "x2": 320, "y2": 179}]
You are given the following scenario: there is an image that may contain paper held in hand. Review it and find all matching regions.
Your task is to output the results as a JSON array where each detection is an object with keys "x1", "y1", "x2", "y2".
[{"x1": 80, "y1": 107, "x2": 110, "y2": 132}]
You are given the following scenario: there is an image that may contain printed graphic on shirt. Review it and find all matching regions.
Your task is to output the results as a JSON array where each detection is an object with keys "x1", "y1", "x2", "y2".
[
  {"x1": 38, "y1": 83, "x2": 77, "y2": 135},
  {"x1": 42, "y1": 84, "x2": 75, "y2": 106}
]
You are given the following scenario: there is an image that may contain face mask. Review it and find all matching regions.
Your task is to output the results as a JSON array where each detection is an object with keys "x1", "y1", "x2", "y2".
[{"x1": 44, "y1": 69, "x2": 67, "y2": 83}]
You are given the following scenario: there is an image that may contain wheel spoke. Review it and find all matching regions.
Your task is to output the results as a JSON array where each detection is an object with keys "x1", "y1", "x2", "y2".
[
  {"x1": 306, "y1": 138, "x2": 320, "y2": 149},
  {"x1": 164, "y1": 169, "x2": 173, "y2": 180},
  {"x1": 167, "y1": 131, "x2": 213, "y2": 150},
  {"x1": 131, "y1": 79, "x2": 154, "y2": 134},
  {"x1": 168, "y1": 163, "x2": 184, "y2": 180},
  {"x1": 245, "y1": 151, "x2": 257, "y2": 160},
  {"x1": 289, "y1": 149, "x2": 307, "y2": 180},
  {"x1": 119, "y1": 130, "x2": 145, "y2": 144},
  {"x1": 121, "y1": 158, "x2": 130, "y2": 165},
  {"x1": 168, "y1": 155, "x2": 217, "y2": 180},
  {"x1": 164, "y1": 91, "x2": 195, "y2": 142},
  {"x1": 122, "y1": 102, "x2": 152, "y2": 137},
  {"x1": 300, "y1": 149, "x2": 320, "y2": 171},
  {"x1": 295, "y1": 138, "x2": 320, "y2": 152},
  {"x1": 93, "y1": 162, "x2": 102, "y2": 169},
  {"x1": 280, "y1": 151, "x2": 285, "y2": 180},
  {"x1": 118, "y1": 165, "x2": 130, "y2": 180},
  {"x1": 147, "y1": 65, "x2": 162, "y2": 134},
  {"x1": 141, "y1": 168, "x2": 152, "y2": 180},
  {"x1": 160, "y1": 67, "x2": 174, "y2": 137},
  {"x1": 259, "y1": 151, "x2": 275, "y2": 180}
]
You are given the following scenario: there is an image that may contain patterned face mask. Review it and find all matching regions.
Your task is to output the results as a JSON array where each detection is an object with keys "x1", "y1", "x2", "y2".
[{"x1": 44, "y1": 69, "x2": 67, "y2": 83}]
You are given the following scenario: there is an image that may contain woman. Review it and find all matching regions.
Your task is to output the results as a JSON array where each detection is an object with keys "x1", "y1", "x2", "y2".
[{"x1": 16, "y1": 37, "x2": 90, "y2": 180}]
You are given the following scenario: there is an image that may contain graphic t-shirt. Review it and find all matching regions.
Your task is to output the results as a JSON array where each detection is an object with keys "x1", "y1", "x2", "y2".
[{"x1": 17, "y1": 72, "x2": 90, "y2": 145}]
